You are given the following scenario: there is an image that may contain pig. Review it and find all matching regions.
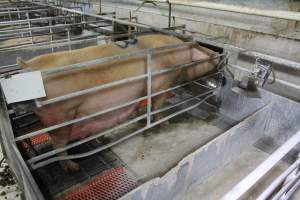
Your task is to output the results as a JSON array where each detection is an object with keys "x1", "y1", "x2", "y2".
[{"x1": 17, "y1": 34, "x2": 219, "y2": 171}]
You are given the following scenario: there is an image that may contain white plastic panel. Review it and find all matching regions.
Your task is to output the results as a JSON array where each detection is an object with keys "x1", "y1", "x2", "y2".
[{"x1": 0, "y1": 71, "x2": 46, "y2": 104}]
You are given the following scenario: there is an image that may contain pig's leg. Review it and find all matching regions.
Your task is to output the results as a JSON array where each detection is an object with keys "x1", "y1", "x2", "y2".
[
  {"x1": 152, "y1": 93, "x2": 169, "y2": 124},
  {"x1": 50, "y1": 126, "x2": 80, "y2": 172},
  {"x1": 35, "y1": 108, "x2": 80, "y2": 172}
]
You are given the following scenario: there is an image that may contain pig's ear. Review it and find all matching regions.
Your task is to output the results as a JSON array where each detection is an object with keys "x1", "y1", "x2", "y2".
[{"x1": 17, "y1": 57, "x2": 28, "y2": 68}]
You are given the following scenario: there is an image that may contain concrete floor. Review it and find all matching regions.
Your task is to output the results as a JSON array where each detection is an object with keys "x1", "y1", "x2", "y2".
[
  {"x1": 112, "y1": 115, "x2": 223, "y2": 182},
  {"x1": 180, "y1": 147, "x2": 290, "y2": 200}
]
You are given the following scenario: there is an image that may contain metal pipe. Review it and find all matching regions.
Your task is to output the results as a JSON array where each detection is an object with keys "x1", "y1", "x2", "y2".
[
  {"x1": 281, "y1": 178, "x2": 300, "y2": 200},
  {"x1": 32, "y1": 1, "x2": 192, "y2": 40},
  {"x1": 257, "y1": 157, "x2": 300, "y2": 200},
  {"x1": 0, "y1": 6, "x2": 44, "y2": 12},
  {"x1": 0, "y1": 20, "x2": 105, "y2": 34},
  {"x1": 38, "y1": 52, "x2": 221, "y2": 106},
  {"x1": 272, "y1": 171, "x2": 300, "y2": 200},
  {"x1": 226, "y1": 44, "x2": 300, "y2": 71},
  {"x1": 0, "y1": 31, "x2": 143, "y2": 51},
  {"x1": 222, "y1": 129, "x2": 300, "y2": 200},
  {"x1": 40, "y1": 41, "x2": 195, "y2": 75},
  {"x1": 0, "y1": 15, "x2": 86, "y2": 25},
  {"x1": 242, "y1": 51, "x2": 300, "y2": 71},
  {"x1": 15, "y1": 70, "x2": 219, "y2": 143},
  {"x1": 146, "y1": 50, "x2": 152, "y2": 126},
  {"x1": 0, "y1": 8, "x2": 49, "y2": 15},
  {"x1": 30, "y1": 93, "x2": 215, "y2": 169},
  {"x1": 168, "y1": 1, "x2": 171, "y2": 28},
  {"x1": 27, "y1": 78, "x2": 217, "y2": 165},
  {"x1": 167, "y1": 0, "x2": 300, "y2": 22}
]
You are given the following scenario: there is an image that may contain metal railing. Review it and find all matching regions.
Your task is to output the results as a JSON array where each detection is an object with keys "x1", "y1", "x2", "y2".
[{"x1": 9, "y1": 40, "x2": 222, "y2": 169}]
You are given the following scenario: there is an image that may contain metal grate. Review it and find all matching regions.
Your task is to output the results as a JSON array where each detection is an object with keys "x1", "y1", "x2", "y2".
[{"x1": 57, "y1": 166, "x2": 137, "y2": 200}]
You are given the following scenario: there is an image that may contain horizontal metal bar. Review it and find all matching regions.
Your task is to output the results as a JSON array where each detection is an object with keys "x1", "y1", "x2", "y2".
[
  {"x1": 40, "y1": 74, "x2": 147, "y2": 106},
  {"x1": 0, "y1": 20, "x2": 105, "y2": 34},
  {"x1": 27, "y1": 77, "x2": 217, "y2": 164},
  {"x1": 222, "y1": 129, "x2": 300, "y2": 200},
  {"x1": 167, "y1": 0, "x2": 300, "y2": 21},
  {"x1": 0, "y1": 6, "x2": 45, "y2": 12},
  {"x1": 0, "y1": 29, "x2": 68, "y2": 42},
  {"x1": 272, "y1": 171, "x2": 300, "y2": 200},
  {"x1": 32, "y1": 1, "x2": 192, "y2": 40},
  {"x1": 15, "y1": 72, "x2": 219, "y2": 142},
  {"x1": 257, "y1": 157, "x2": 300, "y2": 200},
  {"x1": 0, "y1": 8, "x2": 49, "y2": 15},
  {"x1": 39, "y1": 53, "x2": 221, "y2": 106},
  {"x1": 0, "y1": 32, "x2": 102, "y2": 51},
  {"x1": 242, "y1": 51, "x2": 300, "y2": 71},
  {"x1": 281, "y1": 178, "x2": 300, "y2": 200},
  {"x1": 0, "y1": 15, "x2": 83, "y2": 25},
  {"x1": 227, "y1": 45, "x2": 300, "y2": 71},
  {"x1": 41, "y1": 41, "x2": 196, "y2": 75},
  {"x1": 30, "y1": 93, "x2": 214, "y2": 169},
  {"x1": 228, "y1": 64, "x2": 300, "y2": 91},
  {"x1": 29, "y1": 81, "x2": 216, "y2": 166}
]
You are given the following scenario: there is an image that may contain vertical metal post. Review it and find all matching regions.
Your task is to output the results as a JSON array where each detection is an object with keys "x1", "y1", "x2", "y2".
[
  {"x1": 67, "y1": 27, "x2": 71, "y2": 50},
  {"x1": 26, "y1": 11, "x2": 34, "y2": 44},
  {"x1": 128, "y1": 11, "x2": 132, "y2": 35},
  {"x1": 168, "y1": 1, "x2": 172, "y2": 28},
  {"x1": 99, "y1": 0, "x2": 102, "y2": 14},
  {"x1": 17, "y1": 8, "x2": 21, "y2": 20},
  {"x1": 49, "y1": 19, "x2": 54, "y2": 53},
  {"x1": 146, "y1": 50, "x2": 152, "y2": 126},
  {"x1": 8, "y1": 8, "x2": 12, "y2": 21}
]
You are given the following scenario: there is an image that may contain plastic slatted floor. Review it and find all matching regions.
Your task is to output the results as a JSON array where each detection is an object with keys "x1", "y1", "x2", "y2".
[
  {"x1": 57, "y1": 166, "x2": 137, "y2": 200},
  {"x1": 19, "y1": 133, "x2": 137, "y2": 200}
]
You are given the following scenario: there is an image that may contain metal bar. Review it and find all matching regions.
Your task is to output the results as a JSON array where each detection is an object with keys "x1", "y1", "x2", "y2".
[
  {"x1": 26, "y1": 76, "x2": 217, "y2": 165},
  {"x1": 242, "y1": 51, "x2": 300, "y2": 71},
  {"x1": 168, "y1": 1, "x2": 171, "y2": 28},
  {"x1": 38, "y1": 52, "x2": 221, "y2": 106},
  {"x1": 0, "y1": 15, "x2": 87, "y2": 25},
  {"x1": 0, "y1": 24, "x2": 183, "y2": 51},
  {"x1": 228, "y1": 64, "x2": 300, "y2": 91},
  {"x1": 226, "y1": 44, "x2": 300, "y2": 71},
  {"x1": 11, "y1": 144, "x2": 45, "y2": 200},
  {"x1": 0, "y1": 32, "x2": 101, "y2": 51},
  {"x1": 26, "y1": 11, "x2": 33, "y2": 45},
  {"x1": 0, "y1": 8, "x2": 49, "y2": 15},
  {"x1": 16, "y1": 71, "x2": 219, "y2": 143},
  {"x1": 29, "y1": 89, "x2": 215, "y2": 166},
  {"x1": 151, "y1": 88, "x2": 214, "y2": 115},
  {"x1": 146, "y1": 50, "x2": 152, "y2": 126},
  {"x1": 0, "y1": 19, "x2": 105, "y2": 34},
  {"x1": 257, "y1": 157, "x2": 300, "y2": 200},
  {"x1": 167, "y1": 0, "x2": 300, "y2": 21},
  {"x1": 0, "y1": 6, "x2": 44, "y2": 12},
  {"x1": 30, "y1": 93, "x2": 214, "y2": 169},
  {"x1": 221, "y1": 129, "x2": 300, "y2": 200},
  {"x1": 32, "y1": 1, "x2": 192, "y2": 40},
  {"x1": 272, "y1": 171, "x2": 300, "y2": 200},
  {"x1": 40, "y1": 41, "x2": 196, "y2": 75},
  {"x1": 281, "y1": 178, "x2": 300, "y2": 200}
]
